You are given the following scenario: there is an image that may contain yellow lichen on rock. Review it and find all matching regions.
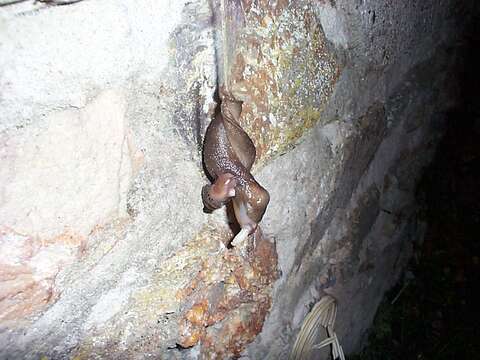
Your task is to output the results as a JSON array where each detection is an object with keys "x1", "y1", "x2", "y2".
[{"x1": 229, "y1": 2, "x2": 339, "y2": 166}]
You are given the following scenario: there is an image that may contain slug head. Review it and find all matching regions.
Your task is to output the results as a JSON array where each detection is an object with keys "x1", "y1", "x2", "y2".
[{"x1": 202, "y1": 173, "x2": 237, "y2": 211}]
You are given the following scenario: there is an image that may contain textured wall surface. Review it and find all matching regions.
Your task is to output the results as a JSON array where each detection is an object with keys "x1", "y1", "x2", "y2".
[{"x1": 0, "y1": 0, "x2": 466, "y2": 359}]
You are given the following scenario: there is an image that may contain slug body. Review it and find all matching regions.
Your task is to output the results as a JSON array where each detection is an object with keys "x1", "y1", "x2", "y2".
[{"x1": 202, "y1": 89, "x2": 269, "y2": 241}]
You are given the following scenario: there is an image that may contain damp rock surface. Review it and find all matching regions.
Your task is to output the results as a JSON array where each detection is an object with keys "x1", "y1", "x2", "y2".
[{"x1": 0, "y1": 0, "x2": 469, "y2": 359}]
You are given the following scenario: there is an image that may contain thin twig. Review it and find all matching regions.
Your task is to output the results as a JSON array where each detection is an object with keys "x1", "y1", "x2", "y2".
[
  {"x1": 0, "y1": 0, "x2": 85, "y2": 7},
  {"x1": 391, "y1": 281, "x2": 410, "y2": 305},
  {"x1": 37, "y1": 0, "x2": 86, "y2": 5},
  {"x1": 0, "y1": 0, "x2": 29, "y2": 7}
]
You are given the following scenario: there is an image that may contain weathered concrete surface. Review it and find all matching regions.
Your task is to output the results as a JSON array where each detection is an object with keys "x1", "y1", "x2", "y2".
[
  {"x1": 244, "y1": 0, "x2": 465, "y2": 358},
  {"x1": 0, "y1": 0, "x2": 468, "y2": 359},
  {"x1": 0, "y1": 0, "x2": 216, "y2": 357}
]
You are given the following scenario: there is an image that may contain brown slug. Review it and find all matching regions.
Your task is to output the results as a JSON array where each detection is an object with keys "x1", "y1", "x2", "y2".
[{"x1": 202, "y1": 88, "x2": 269, "y2": 245}]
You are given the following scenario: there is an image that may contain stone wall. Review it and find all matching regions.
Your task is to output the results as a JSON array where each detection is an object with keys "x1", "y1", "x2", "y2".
[{"x1": 0, "y1": 0, "x2": 467, "y2": 358}]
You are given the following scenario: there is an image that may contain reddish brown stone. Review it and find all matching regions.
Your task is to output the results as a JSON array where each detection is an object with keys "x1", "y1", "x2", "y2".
[
  {"x1": 177, "y1": 230, "x2": 278, "y2": 357},
  {"x1": 0, "y1": 226, "x2": 84, "y2": 324},
  {"x1": 186, "y1": 300, "x2": 209, "y2": 326}
]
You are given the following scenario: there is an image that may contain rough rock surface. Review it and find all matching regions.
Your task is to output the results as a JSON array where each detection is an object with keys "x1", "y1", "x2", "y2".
[
  {"x1": 0, "y1": 0, "x2": 469, "y2": 359},
  {"x1": 176, "y1": 227, "x2": 277, "y2": 359}
]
